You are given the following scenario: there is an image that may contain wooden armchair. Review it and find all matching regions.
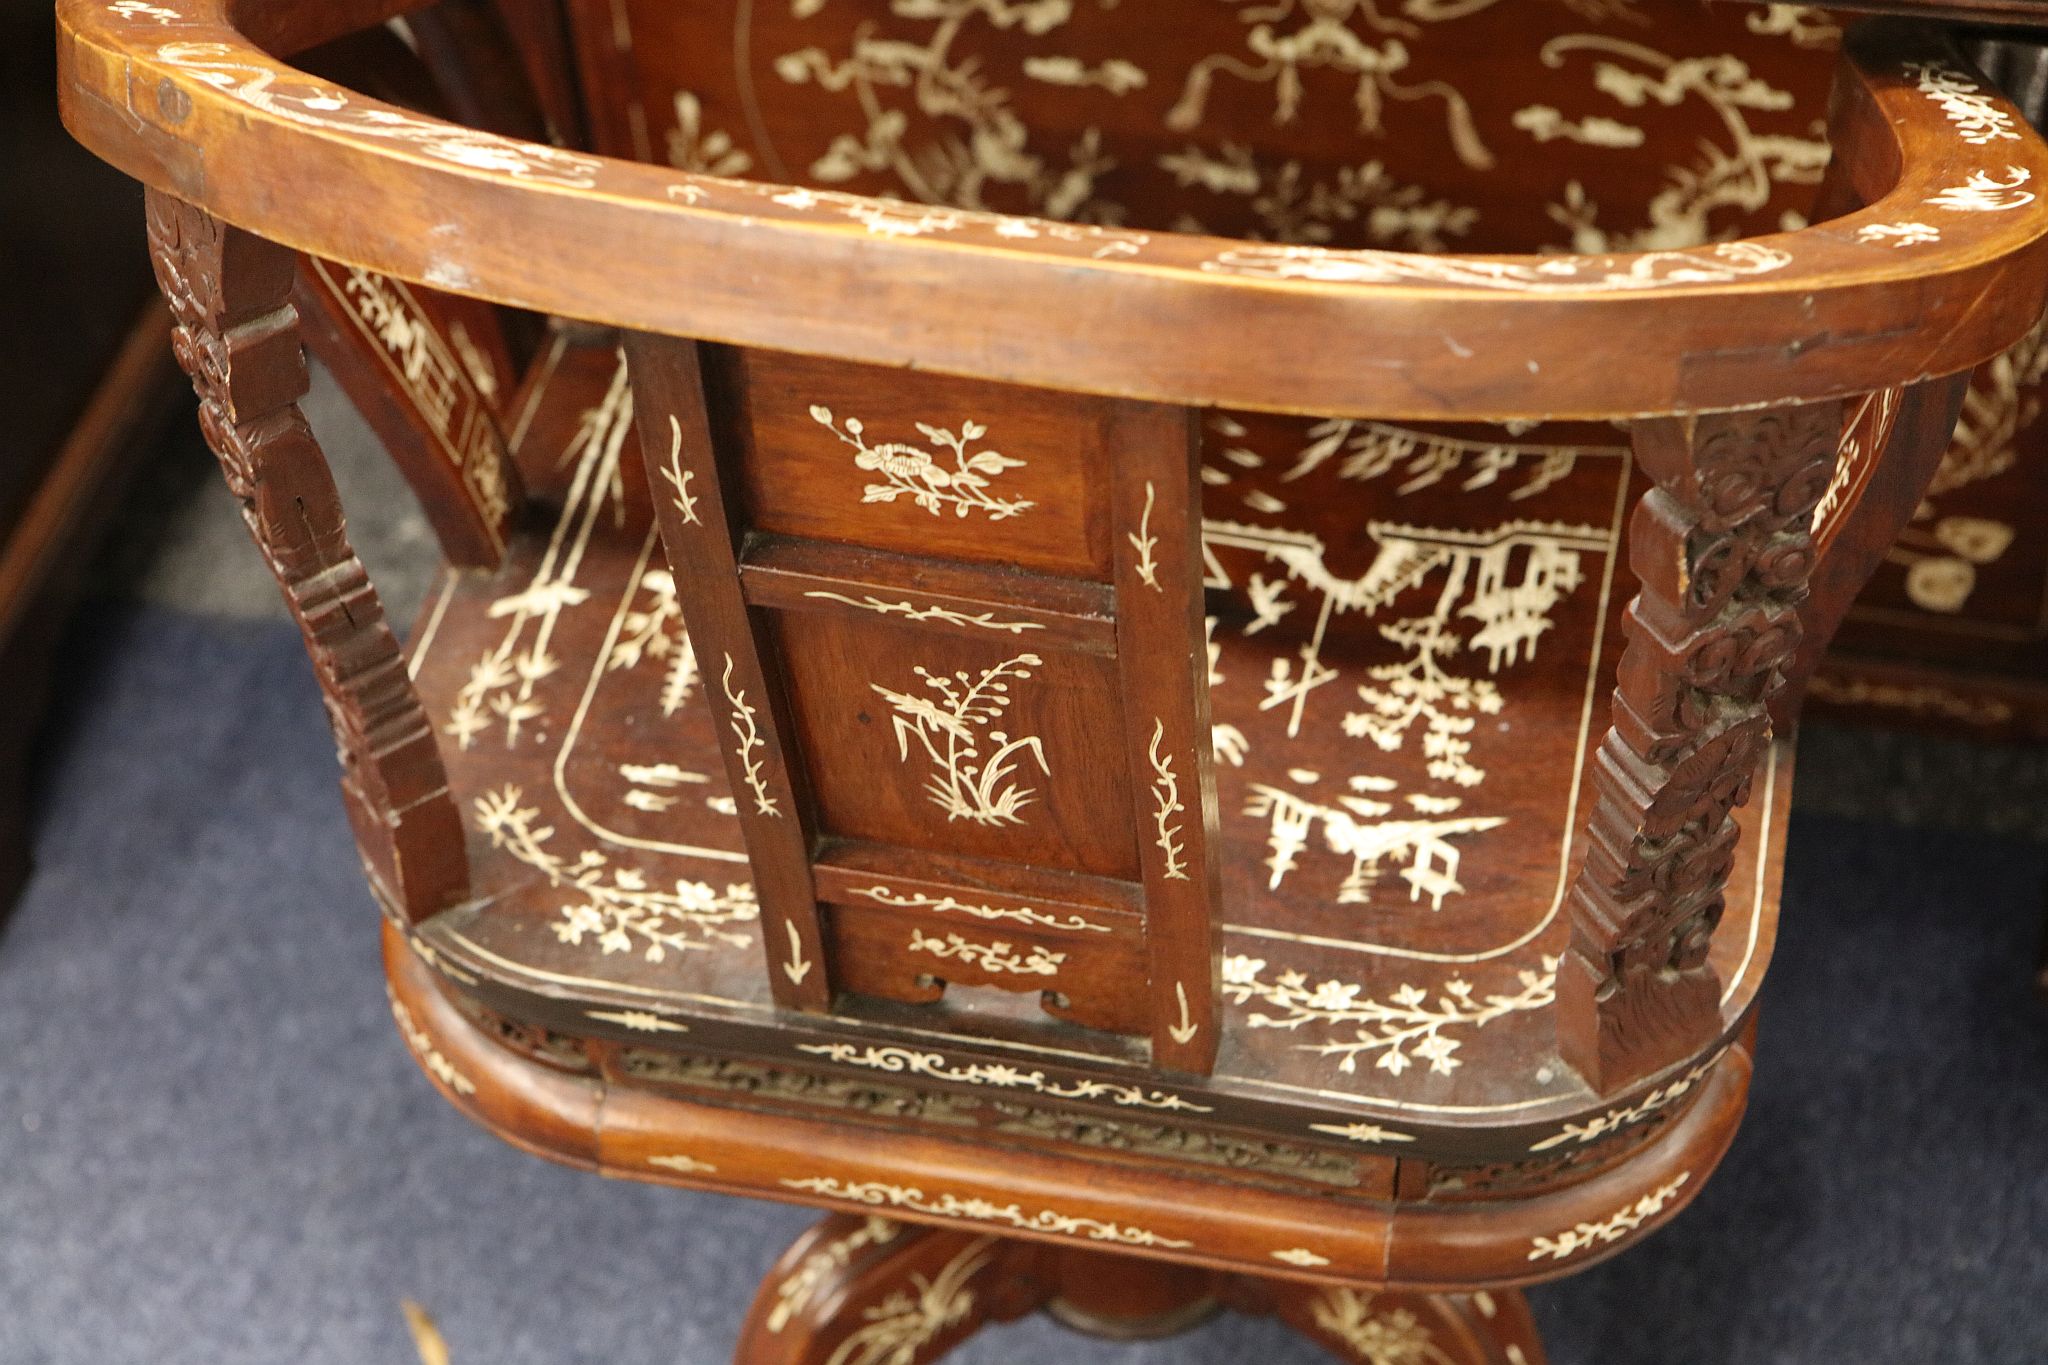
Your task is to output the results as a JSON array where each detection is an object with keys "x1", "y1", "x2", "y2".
[{"x1": 57, "y1": 1, "x2": 2048, "y2": 1359}]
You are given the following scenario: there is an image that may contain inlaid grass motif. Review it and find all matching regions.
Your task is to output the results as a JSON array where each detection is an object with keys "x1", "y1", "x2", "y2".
[{"x1": 873, "y1": 654, "x2": 1050, "y2": 826}]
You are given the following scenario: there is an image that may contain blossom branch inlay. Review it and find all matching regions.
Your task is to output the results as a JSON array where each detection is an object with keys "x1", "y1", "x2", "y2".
[
  {"x1": 473, "y1": 786, "x2": 758, "y2": 961},
  {"x1": 812, "y1": 405, "x2": 1033, "y2": 521},
  {"x1": 1221, "y1": 952, "x2": 1557, "y2": 1077},
  {"x1": 778, "y1": 1177, "x2": 1193, "y2": 1248},
  {"x1": 1526, "y1": 1174, "x2": 1691, "y2": 1261},
  {"x1": 850, "y1": 884, "x2": 1111, "y2": 934},
  {"x1": 723, "y1": 653, "x2": 779, "y2": 817},
  {"x1": 910, "y1": 929, "x2": 1066, "y2": 978},
  {"x1": 794, "y1": 1042, "x2": 1213, "y2": 1112},
  {"x1": 1148, "y1": 718, "x2": 1190, "y2": 881},
  {"x1": 802, "y1": 591, "x2": 1043, "y2": 636}
]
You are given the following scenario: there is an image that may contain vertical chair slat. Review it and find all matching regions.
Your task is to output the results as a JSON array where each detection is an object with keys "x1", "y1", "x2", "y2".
[
  {"x1": 1107, "y1": 403, "x2": 1221, "y2": 1073},
  {"x1": 624, "y1": 333, "x2": 832, "y2": 1012}
]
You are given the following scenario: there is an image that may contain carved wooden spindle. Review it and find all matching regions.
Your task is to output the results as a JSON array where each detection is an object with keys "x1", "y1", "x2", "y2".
[
  {"x1": 1560, "y1": 401, "x2": 1841, "y2": 1094},
  {"x1": 144, "y1": 189, "x2": 468, "y2": 924}
]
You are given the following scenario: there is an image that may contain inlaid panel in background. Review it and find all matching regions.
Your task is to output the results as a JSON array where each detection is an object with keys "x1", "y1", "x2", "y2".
[
  {"x1": 1814, "y1": 308, "x2": 2048, "y2": 736},
  {"x1": 552, "y1": 0, "x2": 2048, "y2": 738},
  {"x1": 563, "y1": 0, "x2": 1840, "y2": 255}
]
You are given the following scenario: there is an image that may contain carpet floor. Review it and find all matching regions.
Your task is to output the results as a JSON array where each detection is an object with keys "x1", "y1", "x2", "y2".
[{"x1": 2, "y1": 601, "x2": 2045, "y2": 1364}]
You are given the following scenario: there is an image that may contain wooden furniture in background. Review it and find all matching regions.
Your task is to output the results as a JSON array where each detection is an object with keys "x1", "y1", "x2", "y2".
[
  {"x1": 1804, "y1": 32, "x2": 2048, "y2": 740},
  {"x1": 0, "y1": 0, "x2": 190, "y2": 916},
  {"x1": 57, "y1": 0, "x2": 2048, "y2": 1359}
]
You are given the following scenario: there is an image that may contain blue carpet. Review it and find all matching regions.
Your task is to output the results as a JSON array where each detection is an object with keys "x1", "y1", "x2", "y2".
[{"x1": 2, "y1": 603, "x2": 2044, "y2": 1364}]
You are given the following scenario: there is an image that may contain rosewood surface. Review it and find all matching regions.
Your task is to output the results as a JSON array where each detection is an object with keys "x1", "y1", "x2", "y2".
[{"x1": 57, "y1": 1, "x2": 2048, "y2": 1361}]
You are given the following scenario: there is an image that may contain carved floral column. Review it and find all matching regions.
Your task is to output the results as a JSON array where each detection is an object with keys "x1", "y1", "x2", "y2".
[
  {"x1": 1560, "y1": 401, "x2": 1840, "y2": 1093},
  {"x1": 144, "y1": 189, "x2": 467, "y2": 923}
]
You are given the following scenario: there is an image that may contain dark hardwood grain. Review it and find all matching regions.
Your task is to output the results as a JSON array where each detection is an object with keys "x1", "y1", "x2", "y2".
[{"x1": 60, "y1": 2, "x2": 2048, "y2": 1360}]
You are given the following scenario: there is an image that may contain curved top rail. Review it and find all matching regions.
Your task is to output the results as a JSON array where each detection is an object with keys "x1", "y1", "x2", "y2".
[{"x1": 57, "y1": 0, "x2": 2048, "y2": 419}]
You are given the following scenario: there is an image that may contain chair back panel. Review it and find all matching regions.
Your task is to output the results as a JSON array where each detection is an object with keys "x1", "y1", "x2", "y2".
[
  {"x1": 627, "y1": 338, "x2": 1223, "y2": 1069},
  {"x1": 558, "y1": 0, "x2": 1840, "y2": 257}
]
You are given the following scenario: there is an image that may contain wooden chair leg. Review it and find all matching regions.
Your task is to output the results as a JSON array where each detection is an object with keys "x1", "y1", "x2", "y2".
[
  {"x1": 732, "y1": 1215, "x2": 1046, "y2": 1364},
  {"x1": 735, "y1": 1213, "x2": 1545, "y2": 1365}
]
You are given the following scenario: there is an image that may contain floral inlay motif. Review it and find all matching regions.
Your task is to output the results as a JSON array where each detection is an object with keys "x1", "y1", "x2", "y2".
[
  {"x1": 474, "y1": 785, "x2": 759, "y2": 961},
  {"x1": 390, "y1": 997, "x2": 475, "y2": 1096},
  {"x1": 803, "y1": 591, "x2": 1044, "y2": 636},
  {"x1": 320, "y1": 265, "x2": 509, "y2": 541},
  {"x1": 447, "y1": 357, "x2": 631, "y2": 749},
  {"x1": 822, "y1": 1237, "x2": 994, "y2": 1365},
  {"x1": 1744, "y1": 5, "x2": 1840, "y2": 49},
  {"x1": 778, "y1": 1177, "x2": 1194, "y2": 1248},
  {"x1": 795, "y1": 1043, "x2": 1214, "y2": 1112},
  {"x1": 1856, "y1": 222, "x2": 1940, "y2": 248},
  {"x1": 1199, "y1": 239, "x2": 1793, "y2": 291},
  {"x1": 1907, "y1": 61, "x2": 2021, "y2": 145},
  {"x1": 1202, "y1": 507, "x2": 1607, "y2": 915},
  {"x1": 812, "y1": 406, "x2": 1033, "y2": 521},
  {"x1": 156, "y1": 43, "x2": 603, "y2": 187},
  {"x1": 775, "y1": 0, "x2": 1126, "y2": 221},
  {"x1": 768, "y1": 1217, "x2": 904, "y2": 1334},
  {"x1": 1147, "y1": 719, "x2": 1190, "y2": 881},
  {"x1": 1167, "y1": 0, "x2": 1495, "y2": 170},
  {"x1": 722, "y1": 654, "x2": 780, "y2": 817},
  {"x1": 1527, "y1": 1055, "x2": 1719, "y2": 1151},
  {"x1": 1265, "y1": 420, "x2": 1591, "y2": 501},
  {"x1": 1222, "y1": 953, "x2": 1558, "y2": 1076},
  {"x1": 666, "y1": 91, "x2": 752, "y2": 175},
  {"x1": 849, "y1": 885, "x2": 1112, "y2": 935},
  {"x1": 757, "y1": 185, "x2": 1149, "y2": 256},
  {"x1": 608, "y1": 570, "x2": 698, "y2": 721},
  {"x1": 909, "y1": 929, "x2": 1065, "y2": 978},
  {"x1": 1311, "y1": 1289, "x2": 1454, "y2": 1365},
  {"x1": 1159, "y1": 146, "x2": 1478, "y2": 250},
  {"x1": 1525, "y1": 36, "x2": 1828, "y2": 253},
  {"x1": 874, "y1": 653, "x2": 1049, "y2": 826},
  {"x1": 1926, "y1": 166, "x2": 2036, "y2": 213},
  {"x1": 1526, "y1": 1173, "x2": 1691, "y2": 1261},
  {"x1": 1891, "y1": 308, "x2": 2048, "y2": 613}
]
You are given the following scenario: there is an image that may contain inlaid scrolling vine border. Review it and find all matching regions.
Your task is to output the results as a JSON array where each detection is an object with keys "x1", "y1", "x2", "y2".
[{"x1": 778, "y1": 1176, "x2": 1195, "y2": 1249}]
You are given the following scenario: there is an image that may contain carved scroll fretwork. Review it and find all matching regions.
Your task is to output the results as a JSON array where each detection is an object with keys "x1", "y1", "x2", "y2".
[
  {"x1": 1560, "y1": 401, "x2": 1840, "y2": 1093},
  {"x1": 145, "y1": 190, "x2": 467, "y2": 923}
]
